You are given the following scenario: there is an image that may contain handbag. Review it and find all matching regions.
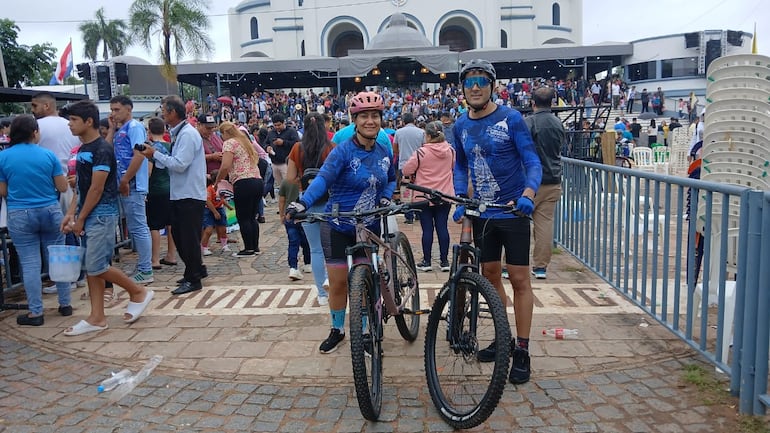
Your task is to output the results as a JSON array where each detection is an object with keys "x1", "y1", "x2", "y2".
[
  {"x1": 216, "y1": 179, "x2": 234, "y2": 200},
  {"x1": 300, "y1": 146, "x2": 325, "y2": 191}
]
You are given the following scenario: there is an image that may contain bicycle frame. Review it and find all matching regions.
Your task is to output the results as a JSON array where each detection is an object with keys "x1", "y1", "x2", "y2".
[
  {"x1": 344, "y1": 216, "x2": 418, "y2": 319},
  {"x1": 445, "y1": 214, "x2": 484, "y2": 351}
]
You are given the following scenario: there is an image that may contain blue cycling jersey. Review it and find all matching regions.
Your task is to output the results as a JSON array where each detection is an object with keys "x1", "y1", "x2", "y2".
[
  {"x1": 301, "y1": 137, "x2": 396, "y2": 235},
  {"x1": 453, "y1": 105, "x2": 542, "y2": 219}
]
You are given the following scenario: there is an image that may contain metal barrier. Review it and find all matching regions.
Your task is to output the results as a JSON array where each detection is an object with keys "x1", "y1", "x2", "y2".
[{"x1": 556, "y1": 157, "x2": 770, "y2": 415}]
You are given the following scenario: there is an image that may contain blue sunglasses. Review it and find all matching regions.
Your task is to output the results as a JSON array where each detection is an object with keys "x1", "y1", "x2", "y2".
[{"x1": 463, "y1": 76, "x2": 492, "y2": 89}]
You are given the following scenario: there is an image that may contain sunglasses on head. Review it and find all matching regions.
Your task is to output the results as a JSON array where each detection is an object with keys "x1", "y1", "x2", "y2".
[{"x1": 463, "y1": 76, "x2": 492, "y2": 89}]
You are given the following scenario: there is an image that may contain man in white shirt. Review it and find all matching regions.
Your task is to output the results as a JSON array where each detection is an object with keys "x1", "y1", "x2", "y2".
[
  {"x1": 611, "y1": 81, "x2": 621, "y2": 109},
  {"x1": 393, "y1": 112, "x2": 425, "y2": 224},
  {"x1": 31, "y1": 92, "x2": 81, "y2": 213}
]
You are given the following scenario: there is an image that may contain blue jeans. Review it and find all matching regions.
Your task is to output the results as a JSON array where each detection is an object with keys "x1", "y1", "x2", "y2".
[
  {"x1": 120, "y1": 190, "x2": 152, "y2": 273},
  {"x1": 418, "y1": 203, "x2": 451, "y2": 263},
  {"x1": 7, "y1": 204, "x2": 71, "y2": 315},
  {"x1": 284, "y1": 220, "x2": 310, "y2": 269},
  {"x1": 301, "y1": 201, "x2": 328, "y2": 297},
  {"x1": 82, "y1": 214, "x2": 119, "y2": 276}
]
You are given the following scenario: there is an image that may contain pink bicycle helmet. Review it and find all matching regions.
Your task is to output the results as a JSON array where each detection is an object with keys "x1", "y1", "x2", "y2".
[{"x1": 349, "y1": 91, "x2": 384, "y2": 115}]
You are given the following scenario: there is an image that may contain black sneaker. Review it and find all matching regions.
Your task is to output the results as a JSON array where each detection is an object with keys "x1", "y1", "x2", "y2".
[
  {"x1": 416, "y1": 260, "x2": 432, "y2": 272},
  {"x1": 477, "y1": 340, "x2": 497, "y2": 363},
  {"x1": 232, "y1": 249, "x2": 256, "y2": 258},
  {"x1": 363, "y1": 333, "x2": 372, "y2": 357},
  {"x1": 509, "y1": 347, "x2": 531, "y2": 384},
  {"x1": 319, "y1": 328, "x2": 345, "y2": 354},
  {"x1": 439, "y1": 261, "x2": 451, "y2": 272}
]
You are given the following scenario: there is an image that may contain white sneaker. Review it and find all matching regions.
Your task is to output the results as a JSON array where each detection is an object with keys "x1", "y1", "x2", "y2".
[
  {"x1": 76, "y1": 279, "x2": 87, "y2": 287},
  {"x1": 289, "y1": 268, "x2": 303, "y2": 280},
  {"x1": 318, "y1": 296, "x2": 329, "y2": 306},
  {"x1": 221, "y1": 245, "x2": 231, "y2": 252},
  {"x1": 302, "y1": 264, "x2": 313, "y2": 273},
  {"x1": 323, "y1": 278, "x2": 330, "y2": 289},
  {"x1": 202, "y1": 247, "x2": 213, "y2": 256},
  {"x1": 42, "y1": 285, "x2": 58, "y2": 294}
]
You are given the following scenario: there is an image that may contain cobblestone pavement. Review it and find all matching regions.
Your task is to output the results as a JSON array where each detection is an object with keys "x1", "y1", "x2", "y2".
[{"x1": 0, "y1": 208, "x2": 752, "y2": 432}]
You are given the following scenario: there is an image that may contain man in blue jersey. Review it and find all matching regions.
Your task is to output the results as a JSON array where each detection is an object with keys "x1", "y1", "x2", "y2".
[
  {"x1": 453, "y1": 59, "x2": 542, "y2": 385},
  {"x1": 107, "y1": 95, "x2": 154, "y2": 285}
]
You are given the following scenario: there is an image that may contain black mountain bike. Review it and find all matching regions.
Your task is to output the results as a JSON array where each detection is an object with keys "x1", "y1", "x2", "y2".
[{"x1": 406, "y1": 183, "x2": 518, "y2": 429}]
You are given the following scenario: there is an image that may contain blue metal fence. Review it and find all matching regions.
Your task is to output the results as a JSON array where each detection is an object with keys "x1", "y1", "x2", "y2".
[{"x1": 556, "y1": 157, "x2": 770, "y2": 415}]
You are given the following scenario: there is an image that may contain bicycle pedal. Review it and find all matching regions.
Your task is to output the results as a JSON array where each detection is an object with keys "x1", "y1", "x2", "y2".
[{"x1": 403, "y1": 308, "x2": 432, "y2": 315}]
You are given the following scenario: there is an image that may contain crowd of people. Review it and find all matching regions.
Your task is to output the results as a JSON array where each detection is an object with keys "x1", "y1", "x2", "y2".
[{"x1": 0, "y1": 57, "x2": 583, "y2": 387}]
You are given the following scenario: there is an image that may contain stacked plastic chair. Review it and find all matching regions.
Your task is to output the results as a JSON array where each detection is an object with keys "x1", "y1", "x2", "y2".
[{"x1": 696, "y1": 54, "x2": 770, "y2": 362}]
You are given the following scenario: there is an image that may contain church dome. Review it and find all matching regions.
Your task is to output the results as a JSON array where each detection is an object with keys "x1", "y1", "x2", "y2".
[{"x1": 366, "y1": 12, "x2": 434, "y2": 50}]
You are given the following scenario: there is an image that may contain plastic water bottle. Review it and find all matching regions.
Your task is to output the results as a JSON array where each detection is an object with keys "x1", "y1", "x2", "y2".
[
  {"x1": 543, "y1": 328, "x2": 579, "y2": 339},
  {"x1": 109, "y1": 355, "x2": 163, "y2": 402},
  {"x1": 97, "y1": 369, "x2": 132, "y2": 393}
]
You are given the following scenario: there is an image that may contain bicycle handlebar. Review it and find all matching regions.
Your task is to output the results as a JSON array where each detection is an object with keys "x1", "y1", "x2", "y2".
[
  {"x1": 292, "y1": 200, "x2": 431, "y2": 223},
  {"x1": 405, "y1": 183, "x2": 528, "y2": 218}
]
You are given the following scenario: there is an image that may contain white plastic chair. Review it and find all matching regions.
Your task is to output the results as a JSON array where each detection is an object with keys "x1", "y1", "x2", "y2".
[
  {"x1": 652, "y1": 147, "x2": 671, "y2": 174},
  {"x1": 632, "y1": 147, "x2": 654, "y2": 171}
]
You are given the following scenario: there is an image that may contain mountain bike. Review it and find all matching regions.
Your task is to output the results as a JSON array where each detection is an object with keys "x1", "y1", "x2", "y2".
[
  {"x1": 406, "y1": 183, "x2": 518, "y2": 429},
  {"x1": 293, "y1": 200, "x2": 426, "y2": 421}
]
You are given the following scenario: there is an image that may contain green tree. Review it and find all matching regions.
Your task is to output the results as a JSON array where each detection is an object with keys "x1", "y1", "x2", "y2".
[
  {"x1": 79, "y1": 7, "x2": 130, "y2": 61},
  {"x1": 0, "y1": 19, "x2": 57, "y2": 87},
  {"x1": 129, "y1": 0, "x2": 213, "y2": 77}
]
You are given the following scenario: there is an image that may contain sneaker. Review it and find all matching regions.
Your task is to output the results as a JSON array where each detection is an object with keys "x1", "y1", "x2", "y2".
[
  {"x1": 202, "y1": 247, "x2": 213, "y2": 256},
  {"x1": 509, "y1": 347, "x2": 531, "y2": 384},
  {"x1": 257, "y1": 216, "x2": 266, "y2": 223},
  {"x1": 289, "y1": 268, "x2": 303, "y2": 280},
  {"x1": 76, "y1": 279, "x2": 87, "y2": 287},
  {"x1": 532, "y1": 268, "x2": 547, "y2": 279},
  {"x1": 404, "y1": 219, "x2": 414, "y2": 225},
  {"x1": 439, "y1": 261, "x2": 451, "y2": 272},
  {"x1": 133, "y1": 271, "x2": 154, "y2": 285},
  {"x1": 323, "y1": 279, "x2": 329, "y2": 289},
  {"x1": 363, "y1": 333, "x2": 372, "y2": 357},
  {"x1": 221, "y1": 245, "x2": 231, "y2": 252},
  {"x1": 319, "y1": 328, "x2": 345, "y2": 354},
  {"x1": 302, "y1": 264, "x2": 313, "y2": 273},
  {"x1": 317, "y1": 296, "x2": 329, "y2": 306},
  {"x1": 502, "y1": 268, "x2": 510, "y2": 279},
  {"x1": 416, "y1": 260, "x2": 432, "y2": 272},
  {"x1": 232, "y1": 249, "x2": 256, "y2": 258},
  {"x1": 42, "y1": 285, "x2": 58, "y2": 294},
  {"x1": 477, "y1": 340, "x2": 497, "y2": 363}
]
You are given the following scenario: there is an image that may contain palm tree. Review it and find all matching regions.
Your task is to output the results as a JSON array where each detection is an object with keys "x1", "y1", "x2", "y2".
[
  {"x1": 129, "y1": 0, "x2": 213, "y2": 67},
  {"x1": 79, "y1": 8, "x2": 130, "y2": 61}
]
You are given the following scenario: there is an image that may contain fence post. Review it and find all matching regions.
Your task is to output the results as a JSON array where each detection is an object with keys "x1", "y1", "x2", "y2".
[
  {"x1": 739, "y1": 191, "x2": 763, "y2": 413},
  {"x1": 731, "y1": 190, "x2": 751, "y2": 396},
  {"x1": 752, "y1": 191, "x2": 770, "y2": 415}
]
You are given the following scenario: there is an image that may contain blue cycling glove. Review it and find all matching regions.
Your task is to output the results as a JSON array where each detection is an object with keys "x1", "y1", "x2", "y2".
[
  {"x1": 517, "y1": 196, "x2": 535, "y2": 216},
  {"x1": 453, "y1": 206, "x2": 465, "y2": 222}
]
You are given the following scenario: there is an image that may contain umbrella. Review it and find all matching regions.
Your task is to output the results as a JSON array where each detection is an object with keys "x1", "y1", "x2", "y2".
[{"x1": 217, "y1": 96, "x2": 233, "y2": 105}]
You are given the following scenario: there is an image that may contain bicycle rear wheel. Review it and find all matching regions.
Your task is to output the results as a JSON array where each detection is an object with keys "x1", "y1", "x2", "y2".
[
  {"x1": 391, "y1": 232, "x2": 420, "y2": 341},
  {"x1": 348, "y1": 264, "x2": 383, "y2": 421},
  {"x1": 424, "y1": 272, "x2": 511, "y2": 429}
]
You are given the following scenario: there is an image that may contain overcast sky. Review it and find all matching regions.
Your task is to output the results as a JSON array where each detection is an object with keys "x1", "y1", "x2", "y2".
[{"x1": 5, "y1": 0, "x2": 766, "y2": 65}]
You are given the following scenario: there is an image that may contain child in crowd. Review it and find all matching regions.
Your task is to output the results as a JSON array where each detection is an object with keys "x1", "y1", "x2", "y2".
[
  {"x1": 278, "y1": 178, "x2": 310, "y2": 281},
  {"x1": 201, "y1": 169, "x2": 232, "y2": 256}
]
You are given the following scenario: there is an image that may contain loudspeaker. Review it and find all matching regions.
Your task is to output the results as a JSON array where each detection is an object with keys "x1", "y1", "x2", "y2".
[
  {"x1": 705, "y1": 39, "x2": 721, "y2": 70},
  {"x1": 75, "y1": 63, "x2": 91, "y2": 80},
  {"x1": 114, "y1": 63, "x2": 129, "y2": 84},
  {"x1": 96, "y1": 65, "x2": 112, "y2": 101},
  {"x1": 727, "y1": 30, "x2": 743, "y2": 47},
  {"x1": 685, "y1": 32, "x2": 700, "y2": 48}
]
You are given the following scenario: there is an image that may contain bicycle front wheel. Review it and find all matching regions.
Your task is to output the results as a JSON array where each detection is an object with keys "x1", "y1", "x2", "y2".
[
  {"x1": 348, "y1": 264, "x2": 383, "y2": 421},
  {"x1": 391, "y1": 232, "x2": 420, "y2": 341},
  {"x1": 424, "y1": 272, "x2": 511, "y2": 429}
]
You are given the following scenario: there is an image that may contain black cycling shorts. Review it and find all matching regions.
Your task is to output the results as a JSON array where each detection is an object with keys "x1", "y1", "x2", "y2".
[{"x1": 471, "y1": 217, "x2": 530, "y2": 266}]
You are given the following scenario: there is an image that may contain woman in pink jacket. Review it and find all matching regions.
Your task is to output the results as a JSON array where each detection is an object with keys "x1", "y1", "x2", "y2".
[{"x1": 402, "y1": 121, "x2": 455, "y2": 272}]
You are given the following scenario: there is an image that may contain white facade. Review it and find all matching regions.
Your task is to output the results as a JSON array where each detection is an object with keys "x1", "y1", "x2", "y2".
[{"x1": 228, "y1": 0, "x2": 583, "y2": 59}]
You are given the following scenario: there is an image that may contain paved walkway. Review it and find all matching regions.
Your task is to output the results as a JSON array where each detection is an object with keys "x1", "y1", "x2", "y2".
[{"x1": 0, "y1": 207, "x2": 745, "y2": 432}]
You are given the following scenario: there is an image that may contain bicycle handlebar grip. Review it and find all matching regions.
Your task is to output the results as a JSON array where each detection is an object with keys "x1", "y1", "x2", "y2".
[{"x1": 405, "y1": 183, "x2": 432, "y2": 194}]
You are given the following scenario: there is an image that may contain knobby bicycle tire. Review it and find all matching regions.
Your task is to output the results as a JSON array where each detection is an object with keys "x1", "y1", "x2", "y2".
[
  {"x1": 424, "y1": 272, "x2": 512, "y2": 429},
  {"x1": 348, "y1": 264, "x2": 383, "y2": 421},
  {"x1": 391, "y1": 231, "x2": 420, "y2": 342}
]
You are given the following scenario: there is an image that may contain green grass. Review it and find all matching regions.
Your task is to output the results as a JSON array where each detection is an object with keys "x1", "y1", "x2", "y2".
[
  {"x1": 551, "y1": 247, "x2": 562, "y2": 255},
  {"x1": 681, "y1": 364, "x2": 770, "y2": 432}
]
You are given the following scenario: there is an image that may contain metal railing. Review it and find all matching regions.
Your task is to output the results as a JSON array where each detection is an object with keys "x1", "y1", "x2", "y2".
[{"x1": 555, "y1": 157, "x2": 770, "y2": 415}]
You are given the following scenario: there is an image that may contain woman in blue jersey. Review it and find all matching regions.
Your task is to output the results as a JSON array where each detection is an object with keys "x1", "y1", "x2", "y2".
[
  {"x1": 287, "y1": 91, "x2": 396, "y2": 354},
  {"x1": 0, "y1": 115, "x2": 72, "y2": 326},
  {"x1": 452, "y1": 59, "x2": 542, "y2": 385}
]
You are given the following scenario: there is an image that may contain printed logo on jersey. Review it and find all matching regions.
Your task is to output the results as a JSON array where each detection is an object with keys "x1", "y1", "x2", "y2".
[
  {"x1": 378, "y1": 156, "x2": 390, "y2": 174},
  {"x1": 350, "y1": 157, "x2": 361, "y2": 174},
  {"x1": 487, "y1": 120, "x2": 509, "y2": 144}
]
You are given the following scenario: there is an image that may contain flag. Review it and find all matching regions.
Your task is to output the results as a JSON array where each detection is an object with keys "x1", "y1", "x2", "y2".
[
  {"x1": 752, "y1": 23, "x2": 758, "y2": 55},
  {"x1": 49, "y1": 40, "x2": 73, "y2": 85}
]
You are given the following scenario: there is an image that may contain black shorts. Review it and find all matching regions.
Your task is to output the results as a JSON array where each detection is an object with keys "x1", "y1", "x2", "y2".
[
  {"x1": 320, "y1": 221, "x2": 380, "y2": 264},
  {"x1": 472, "y1": 217, "x2": 530, "y2": 266},
  {"x1": 146, "y1": 194, "x2": 171, "y2": 231}
]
